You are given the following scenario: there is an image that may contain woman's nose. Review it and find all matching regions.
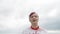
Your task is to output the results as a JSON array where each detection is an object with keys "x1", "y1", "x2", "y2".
[{"x1": 33, "y1": 17, "x2": 36, "y2": 18}]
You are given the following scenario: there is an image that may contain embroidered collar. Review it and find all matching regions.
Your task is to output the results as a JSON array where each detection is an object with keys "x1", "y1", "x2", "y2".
[{"x1": 31, "y1": 26, "x2": 39, "y2": 30}]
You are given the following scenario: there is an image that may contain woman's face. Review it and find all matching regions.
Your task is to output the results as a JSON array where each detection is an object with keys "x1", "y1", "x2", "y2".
[{"x1": 29, "y1": 13, "x2": 39, "y2": 24}]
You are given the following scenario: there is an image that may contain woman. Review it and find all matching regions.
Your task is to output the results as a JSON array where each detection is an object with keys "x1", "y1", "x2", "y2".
[{"x1": 22, "y1": 12, "x2": 48, "y2": 34}]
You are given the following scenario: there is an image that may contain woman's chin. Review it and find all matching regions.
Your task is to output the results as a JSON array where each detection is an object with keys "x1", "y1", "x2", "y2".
[{"x1": 32, "y1": 22, "x2": 37, "y2": 24}]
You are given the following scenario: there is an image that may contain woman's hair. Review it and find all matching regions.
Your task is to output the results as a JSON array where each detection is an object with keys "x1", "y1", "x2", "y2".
[{"x1": 29, "y1": 12, "x2": 36, "y2": 17}]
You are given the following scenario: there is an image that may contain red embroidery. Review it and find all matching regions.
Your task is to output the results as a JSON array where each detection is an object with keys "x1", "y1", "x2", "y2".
[{"x1": 31, "y1": 26, "x2": 39, "y2": 30}]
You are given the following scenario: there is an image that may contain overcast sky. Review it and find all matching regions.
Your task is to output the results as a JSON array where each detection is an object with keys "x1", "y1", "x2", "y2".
[{"x1": 0, "y1": 0, "x2": 60, "y2": 34}]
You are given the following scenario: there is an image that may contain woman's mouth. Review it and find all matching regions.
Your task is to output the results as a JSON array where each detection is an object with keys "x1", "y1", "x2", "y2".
[{"x1": 33, "y1": 20, "x2": 36, "y2": 22}]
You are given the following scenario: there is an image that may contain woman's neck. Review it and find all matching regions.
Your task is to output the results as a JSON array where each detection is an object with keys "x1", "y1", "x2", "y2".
[{"x1": 31, "y1": 24, "x2": 38, "y2": 28}]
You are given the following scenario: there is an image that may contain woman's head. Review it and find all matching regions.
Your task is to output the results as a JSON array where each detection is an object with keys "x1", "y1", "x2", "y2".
[{"x1": 29, "y1": 12, "x2": 39, "y2": 24}]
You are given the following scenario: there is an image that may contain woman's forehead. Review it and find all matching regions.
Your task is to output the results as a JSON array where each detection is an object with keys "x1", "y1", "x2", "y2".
[
  {"x1": 31, "y1": 13, "x2": 38, "y2": 16},
  {"x1": 29, "y1": 12, "x2": 38, "y2": 17}
]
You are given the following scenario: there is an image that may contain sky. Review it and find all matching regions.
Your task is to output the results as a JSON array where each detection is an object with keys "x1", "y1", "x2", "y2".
[{"x1": 0, "y1": 0, "x2": 60, "y2": 34}]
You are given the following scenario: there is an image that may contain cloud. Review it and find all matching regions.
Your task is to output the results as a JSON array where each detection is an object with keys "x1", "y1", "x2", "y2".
[{"x1": 0, "y1": 0, "x2": 60, "y2": 34}]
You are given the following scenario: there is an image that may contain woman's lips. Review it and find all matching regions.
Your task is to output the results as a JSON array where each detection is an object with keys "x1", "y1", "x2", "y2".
[{"x1": 33, "y1": 20, "x2": 36, "y2": 22}]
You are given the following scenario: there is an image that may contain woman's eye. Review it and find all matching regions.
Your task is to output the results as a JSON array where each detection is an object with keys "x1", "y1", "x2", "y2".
[
  {"x1": 31, "y1": 16, "x2": 33, "y2": 18},
  {"x1": 35, "y1": 16, "x2": 37, "y2": 17},
  {"x1": 31, "y1": 16, "x2": 37, "y2": 18}
]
